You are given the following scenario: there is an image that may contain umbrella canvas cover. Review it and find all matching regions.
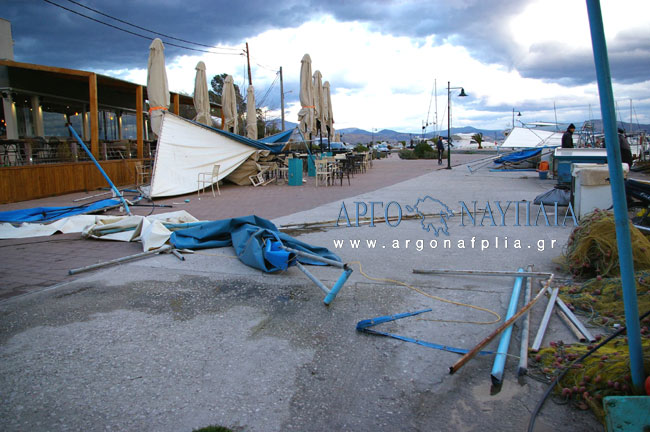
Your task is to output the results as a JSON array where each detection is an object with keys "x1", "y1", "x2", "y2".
[
  {"x1": 223, "y1": 75, "x2": 238, "y2": 133},
  {"x1": 193, "y1": 61, "x2": 212, "y2": 126},
  {"x1": 324, "y1": 81, "x2": 334, "y2": 136},
  {"x1": 312, "y1": 70, "x2": 324, "y2": 136},
  {"x1": 146, "y1": 38, "x2": 170, "y2": 137},
  {"x1": 246, "y1": 85, "x2": 257, "y2": 139},
  {"x1": 297, "y1": 54, "x2": 314, "y2": 136}
]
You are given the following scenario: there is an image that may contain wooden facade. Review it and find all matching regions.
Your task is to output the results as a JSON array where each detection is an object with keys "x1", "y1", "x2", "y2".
[
  {"x1": 0, "y1": 60, "x2": 222, "y2": 203},
  {"x1": 0, "y1": 159, "x2": 143, "y2": 203}
]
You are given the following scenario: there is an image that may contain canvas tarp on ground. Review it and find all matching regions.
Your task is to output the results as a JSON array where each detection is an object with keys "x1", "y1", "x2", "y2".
[
  {"x1": 501, "y1": 126, "x2": 562, "y2": 148},
  {"x1": 169, "y1": 215, "x2": 341, "y2": 273},
  {"x1": 149, "y1": 112, "x2": 277, "y2": 198}
]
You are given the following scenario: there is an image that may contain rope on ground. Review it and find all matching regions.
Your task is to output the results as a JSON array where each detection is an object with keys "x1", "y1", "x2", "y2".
[
  {"x1": 348, "y1": 260, "x2": 501, "y2": 325},
  {"x1": 189, "y1": 248, "x2": 501, "y2": 325}
]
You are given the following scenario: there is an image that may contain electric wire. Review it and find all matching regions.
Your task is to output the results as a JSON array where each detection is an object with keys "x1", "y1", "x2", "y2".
[
  {"x1": 64, "y1": 0, "x2": 241, "y2": 51},
  {"x1": 43, "y1": 0, "x2": 244, "y2": 55}
]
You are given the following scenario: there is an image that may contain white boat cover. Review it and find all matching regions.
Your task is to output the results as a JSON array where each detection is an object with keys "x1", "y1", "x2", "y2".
[
  {"x1": 149, "y1": 112, "x2": 258, "y2": 198},
  {"x1": 501, "y1": 126, "x2": 562, "y2": 148}
]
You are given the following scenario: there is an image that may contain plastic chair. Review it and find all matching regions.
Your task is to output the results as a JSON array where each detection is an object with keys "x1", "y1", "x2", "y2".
[
  {"x1": 135, "y1": 163, "x2": 151, "y2": 186},
  {"x1": 315, "y1": 160, "x2": 331, "y2": 186},
  {"x1": 197, "y1": 164, "x2": 221, "y2": 197}
]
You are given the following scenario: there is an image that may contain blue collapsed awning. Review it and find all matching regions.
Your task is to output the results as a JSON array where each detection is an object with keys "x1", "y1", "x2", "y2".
[
  {"x1": 169, "y1": 215, "x2": 341, "y2": 273},
  {"x1": 0, "y1": 198, "x2": 122, "y2": 222}
]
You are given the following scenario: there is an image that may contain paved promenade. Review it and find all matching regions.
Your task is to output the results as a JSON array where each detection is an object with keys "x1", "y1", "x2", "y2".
[{"x1": 0, "y1": 153, "x2": 486, "y2": 299}]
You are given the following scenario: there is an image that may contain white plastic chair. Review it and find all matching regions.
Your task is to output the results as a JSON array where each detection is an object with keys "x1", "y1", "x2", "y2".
[{"x1": 197, "y1": 164, "x2": 221, "y2": 197}]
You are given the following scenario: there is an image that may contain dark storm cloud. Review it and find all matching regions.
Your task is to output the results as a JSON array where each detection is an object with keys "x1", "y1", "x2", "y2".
[
  {"x1": 3, "y1": 0, "x2": 529, "y2": 71},
  {"x1": 4, "y1": 0, "x2": 310, "y2": 70}
]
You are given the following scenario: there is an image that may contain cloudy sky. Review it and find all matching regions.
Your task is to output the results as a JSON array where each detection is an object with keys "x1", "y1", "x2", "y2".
[{"x1": 4, "y1": 0, "x2": 650, "y2": 133}]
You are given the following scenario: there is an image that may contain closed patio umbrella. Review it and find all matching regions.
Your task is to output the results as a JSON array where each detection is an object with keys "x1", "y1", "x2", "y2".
[
  {"x1": 297, "y1": 54, "x2": 314, "y2": 138},
  {"x1": 223, "y1": 75, "x2": 238, "y2": 133},
  {"x1": 246, "y1": 85, "x2": 257, "y2": 139},
  {"x1": 324, "y1": 80, "x2": 334, "y2": 147},
  {"x1": 146, "y1": 38, "x2": 169, "y2": 137},
  {"x1": 193, "y1": 61, "x2": 211, "y2": 126},
  {"x1": 312, "y1": 70, "x2": 324, "y2": 136}
]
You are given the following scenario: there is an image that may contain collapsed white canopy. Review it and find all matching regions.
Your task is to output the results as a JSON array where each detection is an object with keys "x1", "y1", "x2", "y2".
[
  {"x1": 149, "y1": 111, "x2": 257, "y2": 198},
  {"x1": 501, "y1": 126, "x2": 562, "y2": 148}
]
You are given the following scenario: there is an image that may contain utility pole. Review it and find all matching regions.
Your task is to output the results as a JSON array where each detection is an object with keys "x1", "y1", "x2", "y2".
[
  {"x1": 245, "y1": 42, "x2": 252, "y2": 86},
  {"x1": 280, "y1": 67, "x2": 285, "y2": 131}
]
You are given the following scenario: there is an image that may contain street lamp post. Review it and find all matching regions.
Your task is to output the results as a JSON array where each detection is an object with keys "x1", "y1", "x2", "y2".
[
  {"x1": 447, "y1": 81, "x2": 467, "y2": 169},
  {"x1": 512, "y1": 108, "x2": 521, "y2": 129}
]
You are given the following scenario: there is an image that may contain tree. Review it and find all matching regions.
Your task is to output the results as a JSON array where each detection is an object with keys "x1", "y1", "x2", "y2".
[{"x1": 472, "y1": 133, "x2": 483, "y2": 149}]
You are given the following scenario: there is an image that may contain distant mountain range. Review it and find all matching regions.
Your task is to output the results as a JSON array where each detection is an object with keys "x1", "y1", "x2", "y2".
[{"x1": 266, "y1": 119, "x2": 649, "y2": 144}]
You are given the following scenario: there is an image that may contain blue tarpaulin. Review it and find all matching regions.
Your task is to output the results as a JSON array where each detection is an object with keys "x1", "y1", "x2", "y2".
[
  {"x1": 169, "y1": 215, "x2": 341, "y2": 273},
  {"x1": 494, "y1": 148, "x2": 542, "y2": 164},
  {"x1": 260, "y1": 129, "x2": 293, "y2": 144},
  {"x1": 0, "y1": 198, "x2": 122, "y2": 222}
]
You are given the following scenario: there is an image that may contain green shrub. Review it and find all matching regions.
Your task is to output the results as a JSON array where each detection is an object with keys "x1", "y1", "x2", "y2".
[
  {"x1": 398, "y1": 149, "x2": 417, "y2": 159},
  {"x1": 355, "y1": 144, "x2": 369, "y2": 152},
  {"x1": 413, "y1": 141, "x2": 432, "y2": 158}
]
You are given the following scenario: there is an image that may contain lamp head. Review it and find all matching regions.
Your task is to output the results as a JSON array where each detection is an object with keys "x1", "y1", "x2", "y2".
[
  {"x1": 517, "y1": 111, "x2": 522, "y2": 117},
  {"x1": 458, "y1": 88, "x2": 467, "y2": 97}
]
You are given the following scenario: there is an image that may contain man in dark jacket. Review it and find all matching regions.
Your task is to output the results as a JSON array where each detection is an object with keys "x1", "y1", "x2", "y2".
[
  {"x1": 618, "y1": 128, "x2": 633, "y2": 166},
  {"x1": 436, "y1": 136, "x2": 445, "y2": 165},
  {"x1": 561, "y1": 123, "x2": 575, "y2": 148}
]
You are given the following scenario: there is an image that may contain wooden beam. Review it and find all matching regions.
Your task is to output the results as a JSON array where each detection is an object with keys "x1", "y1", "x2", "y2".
[
  {"x1": 0, "y1": 59, "x2": 93, "y2": 78},
  {"x1": 173, "y1": 93, "x2": 180, "y2": 115},
  {"x1": 88, "y1": 73, "x2": 99, "y2": 157},
  {"x1": 136, "y1": 85, "x2": 144, "y2": 159}
]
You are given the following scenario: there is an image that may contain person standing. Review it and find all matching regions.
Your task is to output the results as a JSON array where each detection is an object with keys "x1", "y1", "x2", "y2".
[
  {"x1": 562, "y1": 123, "x2": 576, "y2": 148},
  {"x1": 618, "y1": 128, "x2": 633, "y2": 167},
  {"x1": 436, "y1": 136, "x2": 445, "y2": 165}
]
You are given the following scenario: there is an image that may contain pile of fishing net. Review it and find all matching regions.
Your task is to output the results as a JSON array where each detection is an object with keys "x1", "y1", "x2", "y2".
[
  {"x1": 529, "y1": 272, "x2": 650, "y2": 421},
  {"x1": 531, "y1": 335, "x2": 650, "y2": 420},
  {"x1": 563, "y1": 209, "x2": 650, "y2": 279}
]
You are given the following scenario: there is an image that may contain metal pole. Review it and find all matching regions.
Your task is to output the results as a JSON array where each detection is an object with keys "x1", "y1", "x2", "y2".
[
  {"x1": 67, "y1": 125, "x2": 131, "y2": 215},
  {"x1": 447, "y1": 81, "x2": 452, "y2": 169},
  {"x1": 518, "y1": 265, "x2": 534, "y2": 377},
  {"x1": 532, "y1": 287, "x2": 559, "y2": 351},
  {"x1": 280, "y1": 67, "x2": 285, "y2": 131},
  {"x1": 413, "y1": 269, "x2": 551, "y2": 278},
  {"x1": 69, "y1": 245, "x2": 171, "y2": 275},
  {"x1": 555, "y1": 296, "x2": 596, "y2": 342},
  {"x1": 450, "y1": 275, "x2": 554, "y2": 375},
  {"x1": 586, "y1": 0, "x2": 644, "y2": 389},
  {"x1": 491, "y1": 268, "x2": 525, "y2": 386}
]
